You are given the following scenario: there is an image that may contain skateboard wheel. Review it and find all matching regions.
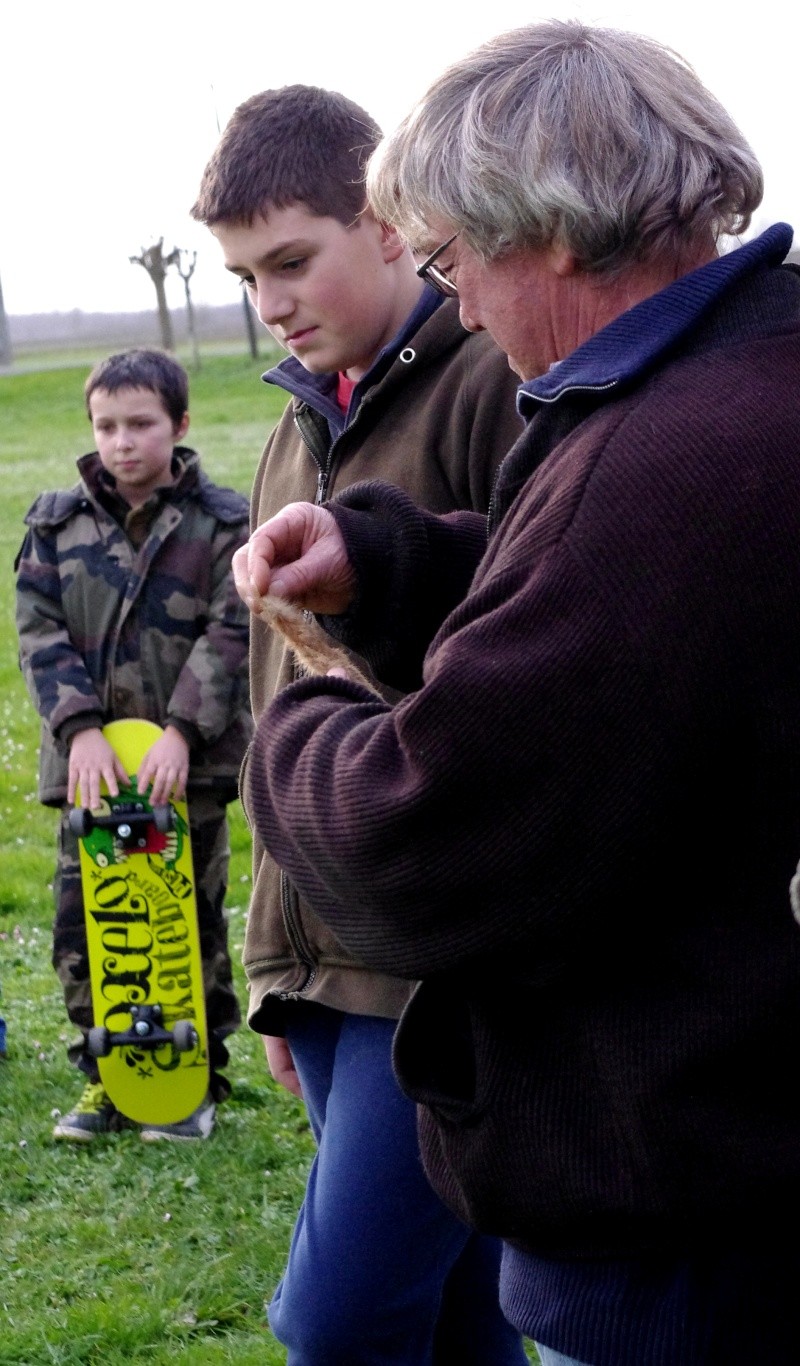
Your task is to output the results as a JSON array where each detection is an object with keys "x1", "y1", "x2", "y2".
[
  {"x1": 69, "y1": 807, "x2": 93, "y2": 837},
  {"x1": 87, "y1": 1026, "x2": 112, "y2": 1058},
  {"x1": 152, "y1": 806, "x2": 174, "y2": 834},
  {"x1": 172, "y1": 1020, "x2": 197, "y2": 1052}
]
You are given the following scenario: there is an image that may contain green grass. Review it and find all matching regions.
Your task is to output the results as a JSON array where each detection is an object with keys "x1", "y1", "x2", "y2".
[
  {"x1": 0, "y1": 350, "x2": 540, "y2": 1364},
  {"x1": 0, "y1": 352, "x2": 307, "y2": 1365}
]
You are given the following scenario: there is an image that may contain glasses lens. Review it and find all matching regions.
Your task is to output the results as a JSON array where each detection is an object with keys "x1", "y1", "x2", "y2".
[
  {"x1": 417, "y1": 234, "x2": 459, "y2": 296},
  {"x1": 426, "y1": 265, "x2": 458, "y2": 297}
]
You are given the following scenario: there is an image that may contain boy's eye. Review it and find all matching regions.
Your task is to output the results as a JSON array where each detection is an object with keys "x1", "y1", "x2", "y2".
[{"x1": 280, "y1": 257, "x2": 306, "y2": 273}]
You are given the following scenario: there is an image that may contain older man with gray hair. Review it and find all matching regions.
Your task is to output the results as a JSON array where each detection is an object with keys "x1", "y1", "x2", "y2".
[{"x1": 236, "y1": 21, "x2": 800, "y2": 1365}]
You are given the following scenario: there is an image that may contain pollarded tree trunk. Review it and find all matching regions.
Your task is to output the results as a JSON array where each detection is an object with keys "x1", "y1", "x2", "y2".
[
  {"x1": 242, "y1": 290, "x2": 259, "y2": 360},
  {"x1": 174, "y1": 249, "x2": 200, "y2": 371},
  {"x1": 130, "y1": 239, "x2": 176, "y2": 351}
]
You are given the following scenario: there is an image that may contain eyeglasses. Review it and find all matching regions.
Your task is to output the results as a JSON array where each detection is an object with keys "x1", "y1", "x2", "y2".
[{"x1": 416, "y1": 234, "x2": 459, "y2": 297}]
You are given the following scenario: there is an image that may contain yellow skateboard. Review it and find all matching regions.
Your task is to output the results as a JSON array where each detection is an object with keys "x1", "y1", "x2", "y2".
[{"x1": 70, "y1": 719, "x2": 209, "y2": 1125}]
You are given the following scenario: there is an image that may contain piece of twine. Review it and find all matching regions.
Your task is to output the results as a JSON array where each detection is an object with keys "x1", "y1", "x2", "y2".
[{"x1": 251, "y1": 592, "x2": 379, "y2": 694}]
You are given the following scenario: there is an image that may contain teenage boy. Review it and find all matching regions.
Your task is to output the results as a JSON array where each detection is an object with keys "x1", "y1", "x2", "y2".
[
  {"x1": 15, "y1": 349, "x2": 251, "y2": 1142},
  {"x1": 191, "y1": 86, "x2": 525, "y2": 1362}
]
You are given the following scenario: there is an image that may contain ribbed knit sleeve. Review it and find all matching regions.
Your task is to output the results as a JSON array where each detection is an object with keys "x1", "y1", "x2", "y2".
[{"x1": 321, "y1": 481, "x2": 488, "y2": 693}]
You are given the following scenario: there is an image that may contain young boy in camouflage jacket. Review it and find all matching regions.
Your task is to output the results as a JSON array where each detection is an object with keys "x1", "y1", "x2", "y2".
[{"x1": 15, "y1": 349, "x2": 252, "y2": 1142}]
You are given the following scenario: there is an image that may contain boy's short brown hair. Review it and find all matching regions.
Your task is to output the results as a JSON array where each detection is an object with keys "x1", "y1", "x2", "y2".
[
  {"x1": 190, "y1": 85, "x2": 381, "y2": 228},
  {"x1": 84, "y1": 349, "x2": 189, "y2": 427}
]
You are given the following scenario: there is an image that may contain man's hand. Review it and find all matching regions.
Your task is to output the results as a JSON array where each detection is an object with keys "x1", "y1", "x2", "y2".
[
  {"x1": 136, "y1": 725, "x2": 190, "y2": 806},
  {"x1": 67, "y1": 728, "x2": 128, "y2": 809},
  {"x1": 232, "y1": 502, "x2": 356, "y2": 616},
  {"x1": 263, "y1": 1034, "x2": 303, "y2": 1099}
]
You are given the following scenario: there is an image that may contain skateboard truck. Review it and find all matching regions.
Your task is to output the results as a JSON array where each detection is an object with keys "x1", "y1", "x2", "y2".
[
  {"x1": 87, "y1": 1005, "x2": 198, "y2": 1057},
  {"x1": 69, "y1": 801, "x2": 174, "y2": 848}
]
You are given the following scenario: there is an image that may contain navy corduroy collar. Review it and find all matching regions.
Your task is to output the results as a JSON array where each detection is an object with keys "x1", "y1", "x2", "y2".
[{"x1": 518, "y1": 223, "x2": 794, "y2": 418}]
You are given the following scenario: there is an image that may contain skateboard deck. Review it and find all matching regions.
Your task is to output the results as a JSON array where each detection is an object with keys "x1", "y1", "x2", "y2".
[{"x1": 71, "y1": 719, "x2": 209, "y2": 1125}]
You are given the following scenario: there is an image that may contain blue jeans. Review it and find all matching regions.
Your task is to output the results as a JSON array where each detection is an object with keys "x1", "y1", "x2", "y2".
[{"x1": 268, "y1": 1004, "x2": 527, "y2": 1366}]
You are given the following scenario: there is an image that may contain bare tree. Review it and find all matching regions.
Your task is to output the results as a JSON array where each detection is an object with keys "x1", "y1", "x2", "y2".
[
  {"x1": 173, "y1": 249, "x2": 200, "y2": 371},
  {"x1": 242, "y1": 289, "x2": 259, "y2": 360},
  {"x1": 0, "y1": 271, "x2": 12, "y2": 368},
  {"x1": 130, "y1": 239, "x2": 177, "y2": 350}
]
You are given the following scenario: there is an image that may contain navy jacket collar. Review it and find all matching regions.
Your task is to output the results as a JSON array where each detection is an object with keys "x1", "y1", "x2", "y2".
[{"x1": 518, "y1": 224, "x2": 794, "y2": 418}]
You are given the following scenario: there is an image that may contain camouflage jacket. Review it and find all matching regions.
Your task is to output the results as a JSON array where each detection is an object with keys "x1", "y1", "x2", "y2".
[{"x1": 15, "y1": 448, "x2": 252, "y2": 805}]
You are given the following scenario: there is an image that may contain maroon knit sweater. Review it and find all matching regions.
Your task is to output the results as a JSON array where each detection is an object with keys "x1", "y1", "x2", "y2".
[{"x1": 249, "y1": 255, "x2": 800, "y2": 1261}]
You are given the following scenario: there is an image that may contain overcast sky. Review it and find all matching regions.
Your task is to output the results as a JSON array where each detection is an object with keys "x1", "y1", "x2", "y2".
[{"x1": 2, "y1": 0, "x2": 798, "y2": 317}]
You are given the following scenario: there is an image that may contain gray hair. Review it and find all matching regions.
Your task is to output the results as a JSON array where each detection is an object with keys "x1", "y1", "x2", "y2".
[{"x1": 368, "y1": 20, "x2": 763, "y2": 272}]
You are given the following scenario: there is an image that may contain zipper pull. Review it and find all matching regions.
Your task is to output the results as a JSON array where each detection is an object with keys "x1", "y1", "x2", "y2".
[{"x1": 315, "y1": 469, "x2": 328, "y2": 505}]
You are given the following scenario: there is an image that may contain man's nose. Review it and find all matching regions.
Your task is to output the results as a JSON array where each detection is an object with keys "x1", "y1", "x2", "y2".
[{"x1": 458, "y1": 301, "x2": 484, "y2": 335}]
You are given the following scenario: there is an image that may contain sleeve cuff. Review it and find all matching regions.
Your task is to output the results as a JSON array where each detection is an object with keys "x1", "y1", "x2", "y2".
[{"x1": 57, "y1": 715, "x2": 104, "y2": 745}]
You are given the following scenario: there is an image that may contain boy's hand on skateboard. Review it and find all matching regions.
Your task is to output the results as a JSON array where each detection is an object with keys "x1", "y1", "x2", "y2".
[
  {"x1": 264, "y1": 1034, "x2": 303, "y2": 1099},
  {"x1": 68, "y1": 728, "x2": 128, "y2": 809},
  {"x1": 136, "y1": 726, "x2": 190, "y2": 806},
  {"x1": 232, "y1": 502, "x2": 356, "y2": 615}
]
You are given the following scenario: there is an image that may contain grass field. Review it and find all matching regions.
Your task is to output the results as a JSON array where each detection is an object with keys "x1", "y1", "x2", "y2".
[
  {"x1": 0, "y1": 351, "x2": 316, "y2": 1365},
  {"x1": 0, "y1": 349, "x2": 540, "y2": 1365}
]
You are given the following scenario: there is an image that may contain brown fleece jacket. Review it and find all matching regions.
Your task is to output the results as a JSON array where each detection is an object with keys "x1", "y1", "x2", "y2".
[{"x1": 241, "y1": 298, "x2": 523, "y2": 1031}]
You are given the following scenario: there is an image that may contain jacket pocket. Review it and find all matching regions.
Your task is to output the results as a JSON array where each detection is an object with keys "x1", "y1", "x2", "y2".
[{"x1": 392, "y1": 976, "x2": 486, "y2": 1125}]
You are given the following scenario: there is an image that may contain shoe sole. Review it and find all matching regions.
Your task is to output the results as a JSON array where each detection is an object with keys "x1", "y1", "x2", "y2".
[
  {"x1": 53, "y1": 1125, "x2": 98, "y2": 1143},
  {"x1": 140, "y1": 1127, "x2": 213, "y2": 1142},
  {"x1": 141, "y1": 1132, "x2": 197, "y2": 1142}
]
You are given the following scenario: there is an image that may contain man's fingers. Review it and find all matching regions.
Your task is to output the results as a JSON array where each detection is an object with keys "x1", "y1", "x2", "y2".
[
  {"x1": 235, "y1": 503, "x2": 344, "y2": 609},
  {"x1": 232, "y1": 544, "x2": 261, "y2": 607}
]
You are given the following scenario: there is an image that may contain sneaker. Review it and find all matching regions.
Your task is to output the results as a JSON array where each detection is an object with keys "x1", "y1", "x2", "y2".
[
  {"x1": 53, "y1": 1081, "x2": 118, "y2": 1142},
  {"x1": 140, "y1": 1094, "x2": 215, "y2": 1143}
]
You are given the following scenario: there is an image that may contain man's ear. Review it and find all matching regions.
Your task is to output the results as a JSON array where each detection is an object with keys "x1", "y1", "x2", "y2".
[
  {"x1": 360, "y1": 206, "x2": 406, "y2": 264},
  {"x1": 174, "y1": 412, "x2": 190, "y2": 441}
]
